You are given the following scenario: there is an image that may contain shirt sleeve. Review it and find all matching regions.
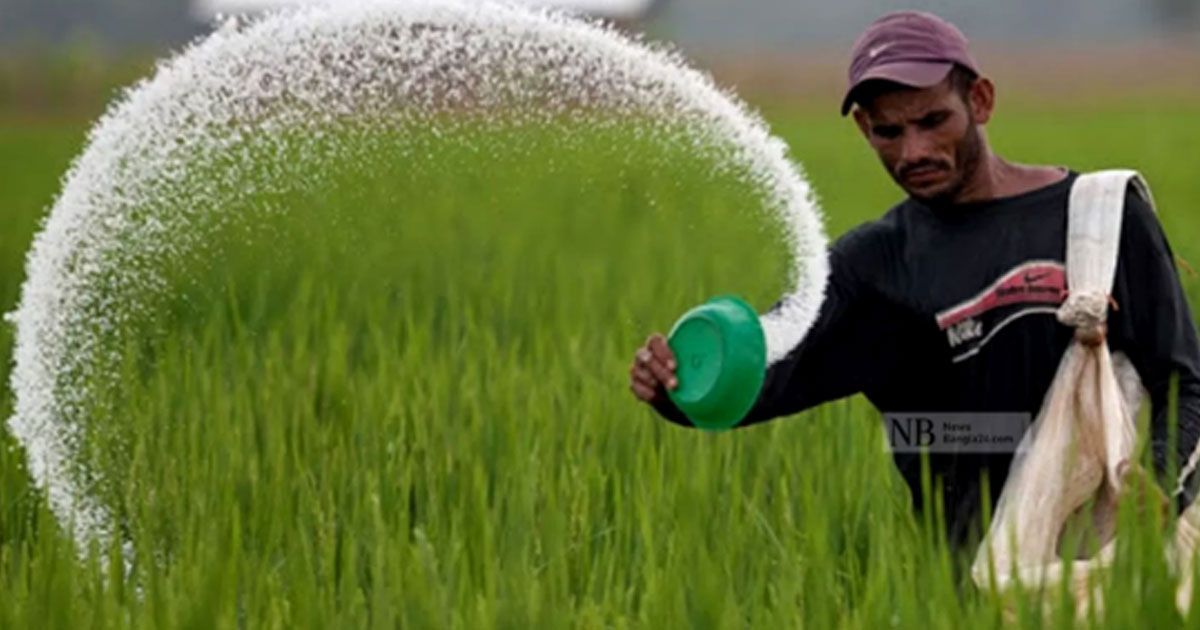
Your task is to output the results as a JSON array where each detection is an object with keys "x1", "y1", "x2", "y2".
[
  {"x1": 650, "y1": 226, "x2": 888, "y2": 429},
  {"x1": 1107, "y1": 185, "x2": 1200, "y2": 514}
]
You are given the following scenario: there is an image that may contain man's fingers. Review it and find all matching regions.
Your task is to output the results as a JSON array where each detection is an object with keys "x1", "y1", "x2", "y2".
[
  {"x1": 631, "y1": 381, "x2": 657, "y2": 402},
  {"x1": 646, "y1": 357, "x2": 677, "y2": 391},
  {"x1": 631, "y1": 333, "x2": 678, "y2": 402},
  {"x1": 647, "y1": 335, "x2": 676, "y2": 370},
  {"x1": 630, "y1": 365, "x2": 657, "y2": 388}
]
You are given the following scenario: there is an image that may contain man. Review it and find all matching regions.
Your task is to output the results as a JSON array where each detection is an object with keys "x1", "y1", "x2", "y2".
[{"x1": 628, "y1": 10, "x2": 1200, "y2": 547}]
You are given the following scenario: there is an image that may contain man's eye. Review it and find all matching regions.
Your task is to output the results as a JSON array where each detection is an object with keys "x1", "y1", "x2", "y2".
[
  {"x1": 873, "y1": 126, "x2": 902, "y2": 139},
  {"x1": 917, "y1": 113, "x2": 949, "y2": 129}
]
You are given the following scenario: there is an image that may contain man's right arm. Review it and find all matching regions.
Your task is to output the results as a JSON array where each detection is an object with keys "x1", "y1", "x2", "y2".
[{"x1": 632, "y1": 236, "x2": 885, "y2": 429}]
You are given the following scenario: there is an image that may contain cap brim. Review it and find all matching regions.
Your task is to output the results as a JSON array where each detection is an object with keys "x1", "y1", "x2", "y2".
[{"x1": 840, "y1": 61, "x2": 954, "y2": 116}]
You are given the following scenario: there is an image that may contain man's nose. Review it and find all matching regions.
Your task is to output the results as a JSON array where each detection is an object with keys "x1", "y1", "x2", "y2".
[{"x1": 900, "y1": 129, "x2": 933, "y2": 165}]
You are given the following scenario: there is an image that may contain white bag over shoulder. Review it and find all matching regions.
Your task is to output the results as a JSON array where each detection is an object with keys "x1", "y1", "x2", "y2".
[{"x1": 969, "y1": 170, "x2": 1200, "y2": 613}]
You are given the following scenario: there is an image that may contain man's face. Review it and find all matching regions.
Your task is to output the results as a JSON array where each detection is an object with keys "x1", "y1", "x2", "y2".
[{"x1": 853, "y1": 78, "x2": 988, "y2": 204}]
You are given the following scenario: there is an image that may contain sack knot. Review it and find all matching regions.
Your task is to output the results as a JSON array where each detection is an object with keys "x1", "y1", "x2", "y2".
[{"x1": 1057, "y1": 291, "x2": 1110, "y2": 346}]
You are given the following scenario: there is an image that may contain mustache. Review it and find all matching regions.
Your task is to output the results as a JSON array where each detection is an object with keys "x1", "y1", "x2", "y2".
[{"x1": 896, "y1": 159, "x2": 951, "y2": 179}]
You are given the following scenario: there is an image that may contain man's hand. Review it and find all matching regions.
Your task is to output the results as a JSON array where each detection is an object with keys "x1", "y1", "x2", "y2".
[{"x1": 629, "y1": 333, "x2": 678, "y2": 404}]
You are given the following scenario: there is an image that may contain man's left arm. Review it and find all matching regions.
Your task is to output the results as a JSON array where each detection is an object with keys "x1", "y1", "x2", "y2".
[{"x1": 1108, "y1": 185, "x2": 1200, "y2": 514}]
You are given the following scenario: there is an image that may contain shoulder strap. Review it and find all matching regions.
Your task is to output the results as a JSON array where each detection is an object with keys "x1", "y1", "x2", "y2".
[
  {"x1": 1066, "y1": 169, "x2": 1156, "y2": 297},
  {"x1": 1059, "y1": 170, "x2": 1156, "y2": 328}
]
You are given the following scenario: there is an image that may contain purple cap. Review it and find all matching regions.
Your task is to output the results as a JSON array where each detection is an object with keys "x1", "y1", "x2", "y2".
[{"x1": 841, "y1": 11, "x2": 980, "y2": 116}]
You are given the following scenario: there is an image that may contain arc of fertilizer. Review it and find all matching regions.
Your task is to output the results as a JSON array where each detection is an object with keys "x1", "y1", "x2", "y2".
[{"x1": 5, "y1": 0, "x2": 828, "y2": 549}]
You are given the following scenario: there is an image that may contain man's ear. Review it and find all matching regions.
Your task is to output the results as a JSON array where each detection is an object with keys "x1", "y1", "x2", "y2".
[
  {"x1": 852, "y1": 107, "x2": 871, "y2": 140},
  {"x1": 968, "y1": 77, "x2": 995, "y2": 125}
]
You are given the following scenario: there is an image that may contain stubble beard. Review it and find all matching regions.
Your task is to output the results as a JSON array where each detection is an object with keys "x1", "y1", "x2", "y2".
[{"x1": 905, "y1": 118, "x2": 985, "y2": 207}]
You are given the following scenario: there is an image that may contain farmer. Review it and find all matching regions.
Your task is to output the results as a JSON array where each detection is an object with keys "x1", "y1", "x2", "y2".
[{"x1": 629, "y1": 10, "x2": 1200, "y2": 547}]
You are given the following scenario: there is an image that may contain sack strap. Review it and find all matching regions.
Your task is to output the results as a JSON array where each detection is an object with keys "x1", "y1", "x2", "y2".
[{"x1": 1057, "y1": 170, "x2": 1156, "y2": 334}]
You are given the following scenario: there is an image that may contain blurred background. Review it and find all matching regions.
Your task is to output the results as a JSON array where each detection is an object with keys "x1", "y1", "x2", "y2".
[{"x1": 1, "y1": 0, "x2": 1197, "y2": 120}]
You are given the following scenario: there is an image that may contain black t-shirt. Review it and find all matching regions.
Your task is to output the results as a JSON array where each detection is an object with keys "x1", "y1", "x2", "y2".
[{"x1": 653, "y1": 170, "x2": 1200, "y2": 547}]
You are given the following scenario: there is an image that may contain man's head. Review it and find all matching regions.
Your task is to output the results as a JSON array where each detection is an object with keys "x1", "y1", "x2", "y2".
[{"x1": 842, "y1": 12, "x2": 995, "y2": 204}]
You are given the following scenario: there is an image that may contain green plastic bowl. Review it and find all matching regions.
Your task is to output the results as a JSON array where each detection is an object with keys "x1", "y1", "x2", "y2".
[{"x1": 666, "y1": 295, "x2": 767, "y2": 431}]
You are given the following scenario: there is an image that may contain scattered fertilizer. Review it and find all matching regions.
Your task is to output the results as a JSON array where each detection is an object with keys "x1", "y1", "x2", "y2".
[{"x1": 6, "y1": 0, "x2": 827, "y2": 549}]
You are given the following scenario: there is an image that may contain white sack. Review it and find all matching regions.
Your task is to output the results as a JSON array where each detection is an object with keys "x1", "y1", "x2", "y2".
[{"x1": 969, "y1": 170, "x2": 1200, "y2": 614}]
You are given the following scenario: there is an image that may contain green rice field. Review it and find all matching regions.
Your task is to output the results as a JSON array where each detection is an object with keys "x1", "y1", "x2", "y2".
[{"x1": 1, "y1": 93, "x2": 1199, "y2": 628}]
